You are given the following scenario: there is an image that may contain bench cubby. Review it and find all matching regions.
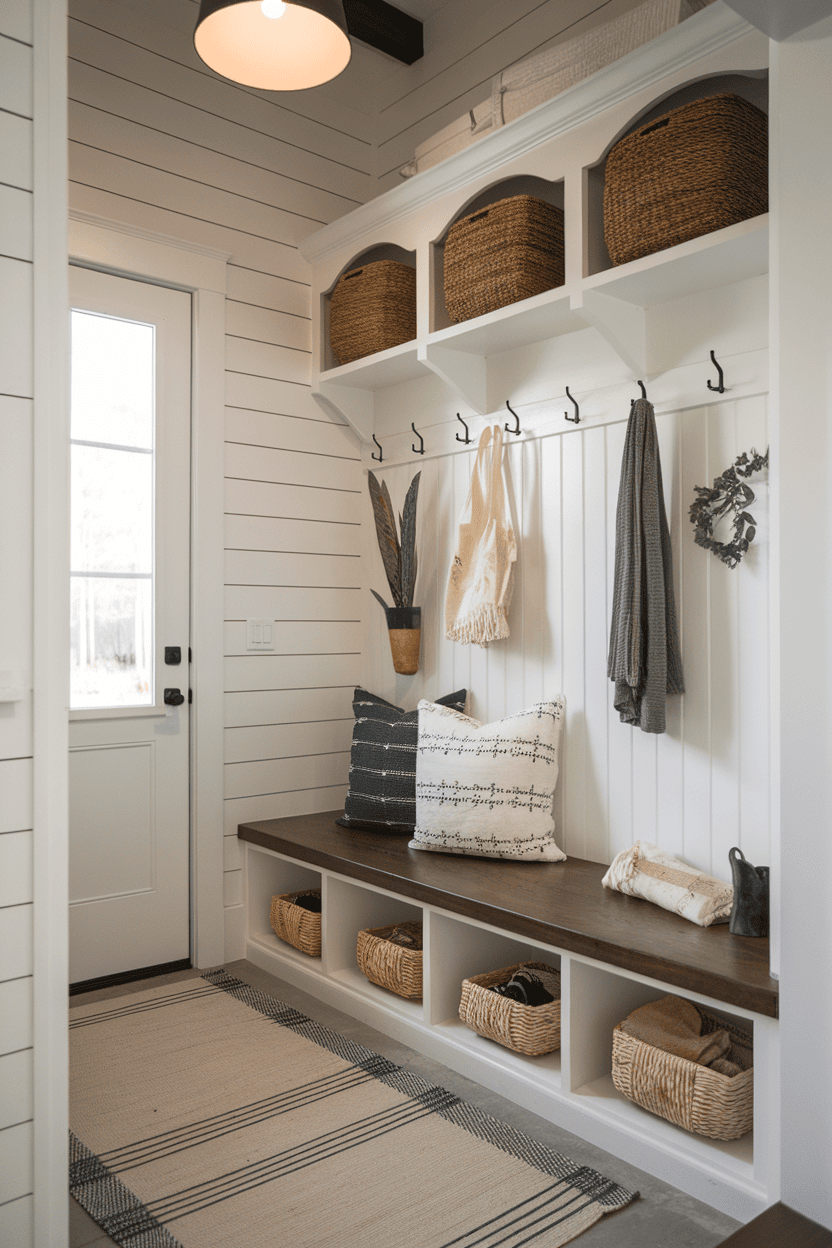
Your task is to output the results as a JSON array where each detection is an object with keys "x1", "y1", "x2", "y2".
[{"x1": 239, "y1": 812, "x2": 778, "y2": 1223}]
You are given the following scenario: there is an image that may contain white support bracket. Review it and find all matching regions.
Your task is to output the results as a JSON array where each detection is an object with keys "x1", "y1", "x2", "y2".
[
  {"x1": 571, "y1": 287, "x2": 650, "y2": 376},
  {"x1": 419, "y1": 342, "x2": 488, "y2": 414},
  {"x1": 313, "y1": 381, "x2": 374, "y2": 444}
]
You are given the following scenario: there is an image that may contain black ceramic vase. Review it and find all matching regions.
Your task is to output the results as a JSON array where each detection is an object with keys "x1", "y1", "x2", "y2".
[{"x1": 728, "y1": 846, "x2": 770, "y2": 937}]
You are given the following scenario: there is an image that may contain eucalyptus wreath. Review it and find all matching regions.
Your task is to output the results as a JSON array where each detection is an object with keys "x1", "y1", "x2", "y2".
[{"x1": 689, "y1": 448, "x2": 769, "y2": 569}]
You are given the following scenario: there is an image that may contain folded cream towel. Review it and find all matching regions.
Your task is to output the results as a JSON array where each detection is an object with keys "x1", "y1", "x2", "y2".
[
  {"x1": 619, "y1": 994, "x2": 730, "y2": 1067},
  {"x1": 603, "y1": 840, "x2": 733, "y2": 927}
]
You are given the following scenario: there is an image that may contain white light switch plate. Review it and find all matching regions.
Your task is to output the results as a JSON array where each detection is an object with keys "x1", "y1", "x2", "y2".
[{"x1": 246, "y1": 619, "x2": 276, "y2": 651}]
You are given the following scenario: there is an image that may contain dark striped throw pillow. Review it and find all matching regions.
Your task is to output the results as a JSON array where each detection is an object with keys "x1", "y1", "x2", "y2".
[{"x1": 338, "y1": 687, "x2": 467, "y2": 834}]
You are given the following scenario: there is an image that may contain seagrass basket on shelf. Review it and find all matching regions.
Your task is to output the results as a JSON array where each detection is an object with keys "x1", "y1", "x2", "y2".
[
  {"x1": 459, "y1": 961, "x2": 561, "y2": 1057},
  {"x1": 603, "y1": 91, "x2": 768, "y2": 267},
  {"x1": 443, "y1": 194, "x2": 565, "y2": 324},
  {"x1": 329, "y1": 260, "x2": 416, "y2": 366},
  {"x1": 269, "y1": 890, "x2": 322, "y2": 958},
  {"x1": 356, "y1": 921, "x2": 423, "y2": 1000},
  {"x1": 611, "y1": 1007, "x2": 753, "y2": 1140}
]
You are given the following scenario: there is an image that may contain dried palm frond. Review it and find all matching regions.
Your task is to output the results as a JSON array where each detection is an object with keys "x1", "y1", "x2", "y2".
[
  {"x1": 368, "y1": 469, "x2": 420, "y2": 612},
  {"x1": 368, "y1": 471, "x2": 402, "y2": 606},
  {"x1": 399, "y1": 472, "x2": 420, "y2": 609}
]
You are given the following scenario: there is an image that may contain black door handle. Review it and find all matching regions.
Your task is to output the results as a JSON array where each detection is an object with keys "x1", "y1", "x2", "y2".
[{"x1": 164, "y1": 688, "x2": 185, "y2": 706}]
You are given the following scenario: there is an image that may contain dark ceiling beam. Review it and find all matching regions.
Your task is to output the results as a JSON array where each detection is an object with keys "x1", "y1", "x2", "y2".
[{"x1": 342, "y1": 0, "x2": 424, "y2": 65}]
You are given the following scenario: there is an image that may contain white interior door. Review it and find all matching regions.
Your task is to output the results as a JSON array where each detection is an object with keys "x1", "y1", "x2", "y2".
[{"x1": 68, "y1": 265, "x2": 192, "y2": 986}]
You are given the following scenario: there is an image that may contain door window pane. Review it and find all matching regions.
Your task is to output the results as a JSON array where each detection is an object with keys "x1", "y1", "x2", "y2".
[
  {"x1": 71, "y1": 445, "x2": 153, "y2": 575},
  {"x1": 70, "y1": 309, "x2": 155, "y2": 709},
  {"x1": 70, "y1": 311, "x2": 154, "y2": 448},
  {"x1": 70, "y1": 578, "x2": 153, "y2": 708}
]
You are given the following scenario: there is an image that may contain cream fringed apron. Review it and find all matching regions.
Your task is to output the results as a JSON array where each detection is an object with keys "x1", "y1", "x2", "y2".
[{"x1": 445, "y1": 424, "x2": 517, "y2": 646}]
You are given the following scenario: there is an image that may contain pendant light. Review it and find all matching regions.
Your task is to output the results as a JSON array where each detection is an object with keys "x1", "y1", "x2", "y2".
[{"x1": 194, "y1": 0, "x2": 352, "y2": 91}]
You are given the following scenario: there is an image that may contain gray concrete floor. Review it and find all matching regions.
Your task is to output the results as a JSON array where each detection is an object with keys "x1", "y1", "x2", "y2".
[{"x1": 69, "y1": 959, "x2": 741, "y2": 1248}]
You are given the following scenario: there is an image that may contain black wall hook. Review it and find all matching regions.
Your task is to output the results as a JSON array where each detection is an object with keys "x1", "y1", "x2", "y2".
[
  {"x1": 707, "y1": 349, "x2": 726, "y2": 394},
  {"x1": 504, "y1": 400, "x2": 521, "y2": 436},
  {"x1": 631, "y1": 379, "x2": 648, "y2": 407},
  {"x1": 371, "y1": 434, "x2": 382, "y2": 463},
  {"x1": 411, "y1": 422, "x2": 425, "y2": 455},
  {"x1": 455, "y1": 413, "x2": 471, "y2": 444},
  {"x1": 564, "y1": 386, "x2": 580, "y2": 424}
]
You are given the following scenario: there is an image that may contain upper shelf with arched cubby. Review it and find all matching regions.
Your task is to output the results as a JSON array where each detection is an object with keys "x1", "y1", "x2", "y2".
[{"x1": 302, "y1": 2, "x2": 770, "y2": 441}]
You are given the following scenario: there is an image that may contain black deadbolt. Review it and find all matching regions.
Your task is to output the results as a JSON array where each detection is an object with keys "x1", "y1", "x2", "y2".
[
  {"x1": 165, "y1": 646, "x2": 182, "y2": 665},
  {"x1": 164, "y1": 688, "x2": 185, "y2": 706}
]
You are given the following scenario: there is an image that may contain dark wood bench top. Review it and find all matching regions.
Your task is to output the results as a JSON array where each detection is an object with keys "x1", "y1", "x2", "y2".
[{"x1": 238, "y1": 811, "x2": 778, "y2": 1019}]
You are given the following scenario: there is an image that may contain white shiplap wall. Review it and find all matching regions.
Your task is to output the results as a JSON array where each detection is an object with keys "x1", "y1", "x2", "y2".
[
  {"x1": 373, "y1": 0, "x2": 652, "y2": 193},
  {"x1": 67, "y1": 0, "x2": 375, "y2": 954},
  {"x1": 0, "y1": 1, "x2": 36, "y2": 1241}
]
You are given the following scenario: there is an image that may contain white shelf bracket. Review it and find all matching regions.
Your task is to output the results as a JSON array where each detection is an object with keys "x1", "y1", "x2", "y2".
[
  {"x1": 313, "y1": 381, "x2": 374, "y2": 445},
  {"x1": 571, "y1": 288, "x2": 649, "y2": 376},
  {"x1": 419, "y1": 343, "x2": 488, "y2": 414}
]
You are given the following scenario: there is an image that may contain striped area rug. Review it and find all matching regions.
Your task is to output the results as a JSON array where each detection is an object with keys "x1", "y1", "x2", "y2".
[{"x1": 69, "y1": 969, "x2": 637, "y2": 1248}]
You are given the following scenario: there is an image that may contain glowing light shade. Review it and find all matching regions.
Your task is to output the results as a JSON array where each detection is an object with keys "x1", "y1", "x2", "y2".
[{"x1": 194, "y1": 0, "x2": 351, "y2": 91}]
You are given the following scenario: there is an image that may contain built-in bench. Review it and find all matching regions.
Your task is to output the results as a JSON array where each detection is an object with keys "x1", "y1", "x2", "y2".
[
  {"x1": 237, "y1": 811, "x2": 779, "y2": 1222},
  {"x1": 238, "y1": 810, "x2": 777, "y2": 1018}
]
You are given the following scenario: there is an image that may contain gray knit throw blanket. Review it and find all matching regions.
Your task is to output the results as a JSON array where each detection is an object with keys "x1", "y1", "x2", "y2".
[{"x1": 608, "y1": 398, "x2": 684, "y2": 733}]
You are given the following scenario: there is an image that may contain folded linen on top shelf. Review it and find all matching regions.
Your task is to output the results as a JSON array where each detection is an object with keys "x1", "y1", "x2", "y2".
[
  {"x1": 620, "y1": 994, "x2": 743, "y2": 1076},
  {"x1": 602, "y1": 840, "x2": 733, "y2": 927},
  {"x1": 400, "y1": 0, "x2": 715, "y2": 178},
  {"x1": 491, "y1": 0, "x2": 715, "y2": 130}
]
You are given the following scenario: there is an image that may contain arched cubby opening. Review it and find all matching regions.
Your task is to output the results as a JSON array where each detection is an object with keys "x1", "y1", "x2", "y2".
[
  {"x1": 584, "y1": 71, "x2": 769, "y2": 277},
  {"x1": 322, "y1": 242, "x2": 417, "y2": 372},
  {"x1": 430, "y1": 174, "x2": 565, "y2": 333}
]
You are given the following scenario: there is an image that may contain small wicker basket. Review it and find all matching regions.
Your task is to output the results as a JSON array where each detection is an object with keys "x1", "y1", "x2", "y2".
[
  {"x1": 270, "y1": 890, "x2": 322, "y2": 958},
  {"x1": 443, "y1": 194, "x2": 565, "y2": 324},
  {"x1": 459, "y1": 962, "x2": 561, "y2": 1056},
  {"x1": 356, "y1": 921, "x2": 422, "y2": 1000},
  {"x1": 611, "y1": 1007, "x2": 753, "y2": 1140},
  {"x1": 603, "y1": 91, "x2": 768, "y2": 267},
  {"x1": 329, "y1": 260, "x2": 416, "y2": 366}
]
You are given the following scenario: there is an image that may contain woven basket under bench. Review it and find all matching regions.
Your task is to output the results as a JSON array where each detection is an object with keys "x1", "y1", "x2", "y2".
[
  {"x1": 459, "y1": 962, "x2": 561, "y2": 1056},
  {"x1": 444, "y1": 194, "x2": 565, "y2": 324},
  {"x1": 270, "y1": 890, "x2": 321, "y2": 958},
  {"x1": 604, "y1": 91, "x2": 768, "y2": 267},
  {"x1": 611, "y1": 1007, "x2": 753, "y2": 1140},
  {"x1": 356, "y1": 921, "x2": 423, "y2": 999}
]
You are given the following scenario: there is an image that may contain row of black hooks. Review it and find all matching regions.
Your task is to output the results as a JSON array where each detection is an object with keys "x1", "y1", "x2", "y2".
[{"x1": 370, "y1": 351, "x2": 727, "y2": 462}]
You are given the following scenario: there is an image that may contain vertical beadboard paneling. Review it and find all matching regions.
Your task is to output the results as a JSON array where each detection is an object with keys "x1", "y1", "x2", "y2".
[
  {"x1": 656, "y1": 412, "x2": 686, "y2": 858},
  {"x1": 367, "y1": 388, "x2": 769, "y2": 881},
  {"x1": 734, "y1": 394, "x2": 771, "y2": 867},
  {"x1": 561, "y1": 431, "x2": 587, "y2": 858},
  {"x1": 708, "y1": 402, "x2": 742, "y2": 873},
  {"x1": 680, "y1": 406, "x2": 713, "y2": 871},
  {"x1": 605, "y1": 418, "x2": 632, "y2": 860}
]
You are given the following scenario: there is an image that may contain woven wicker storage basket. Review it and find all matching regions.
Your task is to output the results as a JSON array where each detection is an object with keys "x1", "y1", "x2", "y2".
[
  {"x1": 329, "y1": 260, "x2": 416, "y2": 365},
  {"x1": 611, "y1": 1006, "x2": 753, "y2": 1140},
  {"x1": 444, "y1": 195, "x2": 565, "y2": 324},
  {"x1": 459, "y1": 962, "x2": 561, "y2": 1056},
  {"x1": 269, "y1": 890, "x2": 321, "y2": 958},
  {"x1": 356, "y1": 921, "x2": 422, "y2": 999},
  {"x1": 603, "y1": 91, "x2": 768, "y2": 267}
]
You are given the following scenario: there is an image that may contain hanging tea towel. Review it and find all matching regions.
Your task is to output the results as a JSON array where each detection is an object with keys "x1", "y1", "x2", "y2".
[
  {"x1": 608, "y1": 397, "x2": 684, "y2": 732},
  {"x1": 445, "y1": 424, "x2": 517, "y2": 646}
]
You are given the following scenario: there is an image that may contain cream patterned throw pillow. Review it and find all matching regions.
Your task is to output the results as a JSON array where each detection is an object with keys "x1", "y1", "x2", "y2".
[{"x1": 409, "y1": 698, "x2": 566, "y2": 861}]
